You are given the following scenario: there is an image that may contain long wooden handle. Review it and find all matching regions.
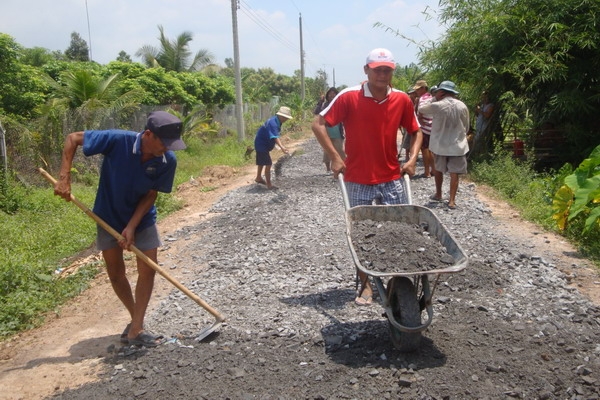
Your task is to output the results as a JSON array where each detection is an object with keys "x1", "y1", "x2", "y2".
[{"x1": 39, "y1": 168, "x2": 225, "y2": 322}]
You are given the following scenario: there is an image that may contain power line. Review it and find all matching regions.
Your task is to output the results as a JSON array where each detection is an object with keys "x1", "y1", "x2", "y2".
[
  {"x1": 286, "y1": 0, "x2": 331, "y2": 80},
  {"x1": 237, "y1": 1, "x2": 328, "y2": 81},
  {"x1": 239, "y1": 0, "x2": 298, "y2": 54}
]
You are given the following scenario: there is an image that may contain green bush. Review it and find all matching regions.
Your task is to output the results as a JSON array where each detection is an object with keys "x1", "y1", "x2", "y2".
[
  {"x1": 0, "y1": 171, "x2": 26, "y2": 214},
  {"x1": 470, "y1": 147, "x2": 555, "y2": 228},
  {"x1": 551, "y1": 145, "x2": 600, "y2": 259},
  {"x1": 0, "y1": 184, "x2": 97, "y2": 337},
  {"x1": 470, "y1": 146, "x2": 600, "y2": 264}
]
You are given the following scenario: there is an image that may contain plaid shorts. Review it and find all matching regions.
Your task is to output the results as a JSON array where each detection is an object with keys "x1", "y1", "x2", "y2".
[{"x1": 345, "y1": 178, "x2": 408, "y2": 207}]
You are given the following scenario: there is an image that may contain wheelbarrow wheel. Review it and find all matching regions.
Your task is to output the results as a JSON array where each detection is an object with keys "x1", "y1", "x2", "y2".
[{"x1": 387, "y1": 277, "x2": 422, "y2": 352}]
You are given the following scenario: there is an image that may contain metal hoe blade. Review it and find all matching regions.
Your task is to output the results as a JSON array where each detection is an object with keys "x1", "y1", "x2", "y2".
[{"x1": 195, "y1": 320, "x2": 223, "y2": 341}]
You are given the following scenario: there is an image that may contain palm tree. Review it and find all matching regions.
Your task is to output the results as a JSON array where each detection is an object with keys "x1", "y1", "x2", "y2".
[
  {"x1": 136, "y1": 26, "x2": 214, "y2": 72},
  {"x1": 42, "y1": 69, "x2": 142, "y2": 131}
]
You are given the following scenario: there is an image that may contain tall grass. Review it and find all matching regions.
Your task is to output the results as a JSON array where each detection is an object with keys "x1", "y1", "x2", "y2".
[
  {"x1": 470, "y1": 149, "x2": 556, "y2": 229},
  {"x1": 0, "y1": 183, "x2": 99, "y2": 337},
  {"x1": 469, "y1": 147, "x2": 600, "y2": 262}
]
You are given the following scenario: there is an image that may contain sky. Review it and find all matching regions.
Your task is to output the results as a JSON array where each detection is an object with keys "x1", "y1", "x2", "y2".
[{"x1": 1, "y1": 0, "x2": 444, "y2": 88}]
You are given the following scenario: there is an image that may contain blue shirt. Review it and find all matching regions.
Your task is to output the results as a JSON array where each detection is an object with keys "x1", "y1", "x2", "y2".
[
  {"x1": 254, "y1": 116, "x2": 281, "y2": 152},
  {"x1": 83, "y1": 129, "x2": 177, "y2": 233}
]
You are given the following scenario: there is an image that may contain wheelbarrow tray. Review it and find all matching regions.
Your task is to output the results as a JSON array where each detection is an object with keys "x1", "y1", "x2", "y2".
[{"x1": 344, "y1": 204, "x2": 468, "y2": 278}]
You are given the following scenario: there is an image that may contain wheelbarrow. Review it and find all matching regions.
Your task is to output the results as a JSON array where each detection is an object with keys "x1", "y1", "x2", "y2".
[{"x1": 338, "y1": 174, "x2": 468, "y2": 351}]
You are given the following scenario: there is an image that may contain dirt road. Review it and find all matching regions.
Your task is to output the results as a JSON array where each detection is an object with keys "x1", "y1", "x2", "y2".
[{"x1": 1, "y1": 137, "x2": 599, "y2": 399}]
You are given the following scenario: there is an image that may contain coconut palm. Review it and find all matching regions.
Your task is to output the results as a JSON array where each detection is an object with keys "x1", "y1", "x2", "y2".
[
  {"x1": 136, "y1": 25, "x2": 214, "y2": 72},
  {"x1": 42, "y1": 69, "x2": 142, "y2": 131}
]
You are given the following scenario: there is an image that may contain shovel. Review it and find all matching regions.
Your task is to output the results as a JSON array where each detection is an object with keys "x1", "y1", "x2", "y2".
[{"x1": 39, "y1": 168, "x2": 225, "y2": 341}]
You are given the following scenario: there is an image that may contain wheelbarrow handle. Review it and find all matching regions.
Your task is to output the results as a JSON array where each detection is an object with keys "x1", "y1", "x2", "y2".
[
  {"x1": 337, "y1": 173, "x2": 351, "y2": 211},
  {"x1": 404, "y1": 174, "x2": 412, "y2": 206},
  {"x1": 39, "y1": 168, "x2": 225, "y2": 323}
]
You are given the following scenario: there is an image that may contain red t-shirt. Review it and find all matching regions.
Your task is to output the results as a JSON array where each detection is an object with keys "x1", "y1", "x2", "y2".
[{"x1": 321, "y1": 83, "x2": 419, "y2": 184}]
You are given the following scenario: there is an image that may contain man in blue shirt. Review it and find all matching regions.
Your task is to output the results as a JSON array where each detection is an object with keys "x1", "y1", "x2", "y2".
[
  {"x1": 54, "y1": 111, "x2": 185, "y2": 347},
  {"x1": 254, "y1": 106, "x2": 292, "y2": 189}
]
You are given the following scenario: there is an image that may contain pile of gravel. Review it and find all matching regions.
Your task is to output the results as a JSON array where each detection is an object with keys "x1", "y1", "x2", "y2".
[
  {"x1": 54, "y1": 138, "x2": 600, "y2": 400},
  {"x1": 351, "y1": 219, "x2": 455, "y2": 273}
]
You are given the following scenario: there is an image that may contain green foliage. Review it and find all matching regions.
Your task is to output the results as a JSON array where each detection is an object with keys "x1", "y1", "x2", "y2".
[
  {"x1": 136, "y1": 25, "x2": 214, "y2": 72},
  {"x1": 116, "y1": 51, "x2": 132, "y2": 63},
  {"x1": 20, "y1": 47, "x2": 57, "y2": 67},
  {"x1": 175, "y1": 72, "x2": 235, "y2": 108},
  {"x1": 64, "y1": 32, "x2": 89, "y2": 62},
  {"x1": 128, "y1": 67, "x2": 196, "y2": 107},
  {"x1": 392, "y1": 63, "x2": 427, "y2": 92},
  {"x1": 0, "y1": 184, "x2": 97, "y2": 336},
  {"x1": 0, "y1": 257, "x2": 98, "y2": 337},
  {"x1": 420, "y1": 0, "x2": 600, "y2": 166},
  {"x1": 164, "y1": 106, "x2": 219, "y2": 143},
  {"x1": 0, "y1": 170, "x2": 26, "y2": 214},
  {"x1": 237, "y1": 67, "x2": 299, "y2": 103},
  {"x1": 39, "y1": 66, "x2": 144, "y2": 140},
  {"x1": 45, "y1": 69, "x2": 139, "y2": 112},
  {"x1": 155, "y1": 191, "x2": 184, "y2": 218},
  {"x1": 175, "y1": 134, "x2": 251, "y2": 184},
  {"x1": 103, "y1": 62, "x2": 234, "y2": 109},
  {"x1": 552, "y1": 145, "x2": 600, "y2": 234},
  {"x1": 470, "y1": 143, "x2": 600, "y2": 262},
  {"x1": 305, "y1": 69, "x2": 329, "y2": 101},
  {"x1": 0, "y1": 34, "x2": 49, "y2": 119},
  {"x1": 470, "y1": 146, "x2": 555, "y2": 226}
]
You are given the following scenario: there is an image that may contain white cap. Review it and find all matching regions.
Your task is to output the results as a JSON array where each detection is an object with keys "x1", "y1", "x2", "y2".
[{"x1": 365, "y1": 48, "x2": 396, "y2": 69}]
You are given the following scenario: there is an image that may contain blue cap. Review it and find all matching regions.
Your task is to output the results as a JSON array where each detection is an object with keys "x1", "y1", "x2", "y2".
[{"x1": 146, "y1": 111, "x2": 186, "y2": 151}]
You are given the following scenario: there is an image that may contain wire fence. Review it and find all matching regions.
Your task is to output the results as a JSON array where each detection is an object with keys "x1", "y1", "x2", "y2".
[{"x1": 0, "y1": 102, "x2": 274, "y2": 189}]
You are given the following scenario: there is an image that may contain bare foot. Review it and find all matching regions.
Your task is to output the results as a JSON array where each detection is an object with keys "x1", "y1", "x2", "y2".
[{"x1": 255, "y1": 178, "x2": 266, "y2": 185}]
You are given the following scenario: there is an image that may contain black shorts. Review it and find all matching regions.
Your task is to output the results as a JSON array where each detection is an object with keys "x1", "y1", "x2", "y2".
[{"x1": 256, "y1": 151, "x2": 272, "y2": 166}]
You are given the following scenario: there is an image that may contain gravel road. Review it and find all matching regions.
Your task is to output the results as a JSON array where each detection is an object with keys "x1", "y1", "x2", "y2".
[{"x1": 53, "y1": 138, "x2": 600, "y2": 400}]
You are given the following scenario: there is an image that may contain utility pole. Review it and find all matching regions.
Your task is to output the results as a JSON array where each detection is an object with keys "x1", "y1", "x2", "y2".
[
  {"x1": 85, "y1": 0, "x2": 93, "y2": 60},
  {"x1": 332, "y1": 67, "x2": 336, "y2": 88},
  {"x1": 231, "y1": 0, "x2": 245, "y2": 141},
  {"x1": 299, "y1": 13, "x2": 305, "y2": 102}
]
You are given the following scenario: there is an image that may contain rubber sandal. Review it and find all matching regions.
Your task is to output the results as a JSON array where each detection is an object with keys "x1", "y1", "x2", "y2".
[
  {"x1": 120, "y1": 323, "x2": 131, "y2": 344},
  {"x1": 429, "y1": 195, "x2": 443, "y2": 202},
  {"x1": 255, "y1": 179, "x2": 266, "y2": 185},
  {"x1": 355, "y1": 286, "x2": 373, "y2": 306},
  {"x1": 128, "y1": 332, "x2": 165, "y2": 347},
  {"x1": 355, "y1": 294, "x2": 373, "y2": 306}
]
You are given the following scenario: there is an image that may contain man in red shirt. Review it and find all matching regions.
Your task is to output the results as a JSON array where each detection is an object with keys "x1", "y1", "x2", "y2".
[{"x1": 312, "y1": 48, "x2": 422, "y2": 306}]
